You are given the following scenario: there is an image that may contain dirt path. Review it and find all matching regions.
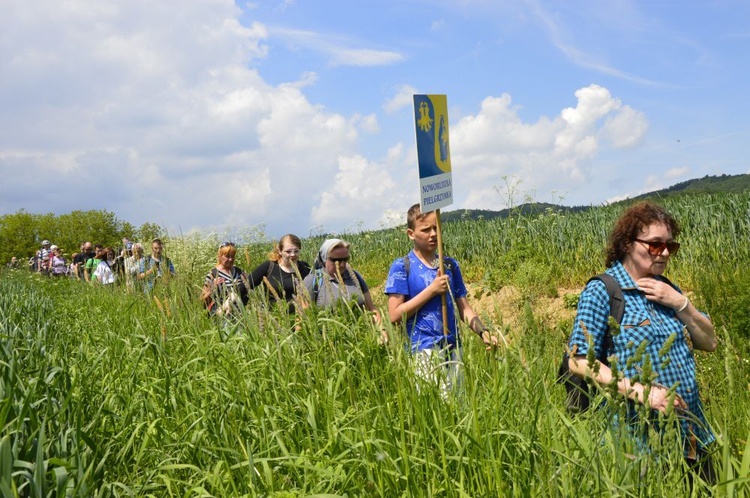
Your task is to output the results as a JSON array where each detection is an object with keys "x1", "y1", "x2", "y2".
[
  {"x1": 468, "y1": 284, "x2": 579, "y2": 334},
  {"x1": 372, "y1": 282, "x2": 581, "y2": 336}
]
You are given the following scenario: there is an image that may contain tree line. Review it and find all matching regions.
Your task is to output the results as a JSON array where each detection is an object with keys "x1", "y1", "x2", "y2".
[{"x1": 0, "y1": 209, "x2": 163, "y2": 265}]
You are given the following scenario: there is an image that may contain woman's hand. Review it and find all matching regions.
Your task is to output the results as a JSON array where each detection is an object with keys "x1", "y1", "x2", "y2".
[
  {"x1": 637, "y1": 277, "x2": 717, "y2": 351},
  {"x1": 644, "y1": 384, "x2": 688, "y2": 414},
  {"x1": 635, "y1": 277, "x2": 683, "y2": 309}
]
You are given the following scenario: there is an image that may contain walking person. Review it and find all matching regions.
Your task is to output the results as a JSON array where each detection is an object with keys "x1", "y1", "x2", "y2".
[
  {"x1": 566, "y1": 201, "x2": 717, "y2": 486},
  {"x1": 34, "y1": 240, "x2": 52, "y2": 274},
  {"x1": 303, "y1": 238, "x2": 381, "y2": 326},
  {"x1": 201, "y1": 242, "x2": 250, "y2": 319},
  {"x1": 91, "y1": 247, "x2": 117, "y2": 285},
  {"x1": 141, "y1": 238, "x2": 175, "y2": 292},
  {"x1": 247, "y1": 234, "x2": 311, "y2": 313},
  {"x1": 73, "y1": 242, "x2": 95, "y2": 281},
  {"x1": 125, "y1": 243, "x2": 146, "y2": 291},
  {"x1": 49, "y1": 245, "x2": 68, "y2": 277},
  {"x1": 84, "y1": 244, "x2": 104, "y2": 282},
  {"x1": 385, "y1": 204, "x2": 497, "y2": 394}
]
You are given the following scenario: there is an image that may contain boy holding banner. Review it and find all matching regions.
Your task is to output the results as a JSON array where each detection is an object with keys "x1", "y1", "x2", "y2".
[{"x1": 385, "y1": 203, "x2": 496, "y2": 392}]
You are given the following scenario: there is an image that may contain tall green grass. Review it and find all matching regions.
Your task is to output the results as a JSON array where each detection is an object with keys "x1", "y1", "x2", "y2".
[{"x1": 2, "y1": 192, "x2": 750, "y2": 496}]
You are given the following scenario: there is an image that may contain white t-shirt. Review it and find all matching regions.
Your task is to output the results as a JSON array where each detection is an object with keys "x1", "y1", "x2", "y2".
[{"x1": 92, "y1": 260, "x2": 116, "y2": 285}]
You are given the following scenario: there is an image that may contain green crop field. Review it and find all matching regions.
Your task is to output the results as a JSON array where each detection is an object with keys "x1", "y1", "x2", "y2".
[{"x1": 2, "y1": 193, "x2": 750, "y2": 497}]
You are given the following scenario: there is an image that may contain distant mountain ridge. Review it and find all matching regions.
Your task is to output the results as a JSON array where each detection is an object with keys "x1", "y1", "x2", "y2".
[{"x1": 441, "y1": 173, "x2": 750, "y2": 222}]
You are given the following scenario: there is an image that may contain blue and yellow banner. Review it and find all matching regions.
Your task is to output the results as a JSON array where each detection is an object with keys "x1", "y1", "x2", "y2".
[{"x1": 414, "y1": 94, "x2": 453, "y2": 211}]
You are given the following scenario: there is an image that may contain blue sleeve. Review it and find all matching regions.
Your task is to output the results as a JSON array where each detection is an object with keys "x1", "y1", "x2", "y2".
[
  {"x1": 447, "y1": 257, "x2": 467, "y2": 299},
  {"x1": 568, "y1": 279, "x2": 610, "y2": 357},
  {"x1": 384, "y1": 258, "x2": 408, "y2": 296}
]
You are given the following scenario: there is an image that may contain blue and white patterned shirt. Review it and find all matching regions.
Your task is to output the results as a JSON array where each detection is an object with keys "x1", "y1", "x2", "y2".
[{"x1": 568, "y1": 260, "x2": 714, "y2": 450}]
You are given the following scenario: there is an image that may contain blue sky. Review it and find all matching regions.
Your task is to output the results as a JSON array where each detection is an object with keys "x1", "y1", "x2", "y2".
[{"x1": 1, "y1": 0, "x2": 748, "y2": 239}]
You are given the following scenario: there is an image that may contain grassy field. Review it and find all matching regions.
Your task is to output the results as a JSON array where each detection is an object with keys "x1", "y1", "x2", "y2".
[{"x1": 2, "y1": 193, "x2": 750, "y2": 497}]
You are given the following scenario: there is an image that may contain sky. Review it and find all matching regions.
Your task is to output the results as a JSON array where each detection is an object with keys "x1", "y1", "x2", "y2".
[{"x1": 1, "y1": 0, "x2": 749, "y2": 239}]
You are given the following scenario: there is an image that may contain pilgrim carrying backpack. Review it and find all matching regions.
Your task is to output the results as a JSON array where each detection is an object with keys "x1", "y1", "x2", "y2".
[{"x1": 557, "y1": 273, "x2": 623, "y2": 415}]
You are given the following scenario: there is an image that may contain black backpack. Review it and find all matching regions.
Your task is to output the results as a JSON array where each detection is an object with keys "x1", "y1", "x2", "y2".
[{"x1": 557, "y1": 273, "x2": 623, "y2": 415}]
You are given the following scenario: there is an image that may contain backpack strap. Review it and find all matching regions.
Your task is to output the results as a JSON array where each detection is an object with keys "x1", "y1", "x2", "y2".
[
  {"x1": 312, "y1": 269, "x2": 325, "y2": 305},
  {"x1": 266, "y1": 261, "x2": 276, "y2": 280},
  {"x1": 233, "y1": 266, "x2": 249, "y2": 302},
  {"x1": 206, "y1": 268, "x2": 220, "y2": 313},
  {"x1": 658, "y1": 274, "x2": 677, "y2": 291},
  {"x1": 589, "y1": 273, "x2": 625, "y2": 324},
  {"x1": 587, "y1": 273, "x2": 624, "y2": 364}
]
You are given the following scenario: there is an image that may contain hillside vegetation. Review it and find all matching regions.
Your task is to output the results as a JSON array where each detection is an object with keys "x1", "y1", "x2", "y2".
[{"x1": 442, "y1": 172, "x2": 750, "y2": 222}]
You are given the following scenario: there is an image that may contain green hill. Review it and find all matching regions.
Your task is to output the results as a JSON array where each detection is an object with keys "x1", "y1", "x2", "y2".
[{"x1": 442, "y1": 173, "x2": 750, "y2": 222}]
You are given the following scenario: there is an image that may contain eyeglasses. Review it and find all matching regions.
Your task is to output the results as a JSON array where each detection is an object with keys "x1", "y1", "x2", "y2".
[
  {"x1": 283, "y1": 249, "x2": 300, "y2": 255},
  {"x1": 220, "y1": 242, "x2": 236, "y2": 248},
  {"x1": 634, "y1": 238, "x2": 680, "y2": 256},
  {"x1": 328, "y1": 256, "x2": 350, "y2": 264}
]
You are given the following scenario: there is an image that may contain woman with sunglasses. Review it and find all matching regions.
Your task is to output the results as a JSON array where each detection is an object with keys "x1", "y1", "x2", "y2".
[
  {"x1": 201, "y1": 242, "x2": 250, "y2": 317},
  {"x1": 303, "y1": 238, "x2": 380, "y2": 323},
  {"x1": 247, "y1": 234, "x2": 311, "y2": 312},
  {"x1": 566, "y1": 201, "x2": 717, "y2": 484}
]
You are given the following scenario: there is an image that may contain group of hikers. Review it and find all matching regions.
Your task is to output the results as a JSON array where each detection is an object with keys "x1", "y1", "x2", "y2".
[
  {"x1": 17, "y1": 237, "x2": 174, "y2": 291},
  {"x1": 5, "y1": 200, "x2": 717, "y2": 486},
  {"x1": 199, "y1": 200, "x2": 720, "y2": 486}
]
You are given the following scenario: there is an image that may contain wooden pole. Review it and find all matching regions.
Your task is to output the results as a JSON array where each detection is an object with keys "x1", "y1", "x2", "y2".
[{"x1": 435, "y1": 208, "x2": 449, "y2": 337}]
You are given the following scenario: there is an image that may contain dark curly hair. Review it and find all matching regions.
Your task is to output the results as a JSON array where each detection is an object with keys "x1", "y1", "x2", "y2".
[{"x1": 605, "y1": 201, "x2": 680, "y2": 267}]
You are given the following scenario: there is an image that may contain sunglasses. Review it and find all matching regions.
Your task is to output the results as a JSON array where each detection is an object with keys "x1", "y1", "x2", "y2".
[
  {"x1": 634, "y1": 238, "x2": 680, "y2": 256},
  {"x1": 328, "y1": 256, "x2": 350, "y2": 264},
  {"x1": 220, "y1": 242, "x2": 236, "y2": 248}
]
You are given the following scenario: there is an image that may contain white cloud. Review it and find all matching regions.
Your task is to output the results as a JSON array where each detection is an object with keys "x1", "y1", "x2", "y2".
[
  {"x1": 354, "y1": 114, "x2": 380, "y2": 134},
  {"x1": 270, "y1": 27, "x2": 405, "y2": 67},
  {"x1": 0, "y1": 0, "x2": 367, "y2": 235},
  {"x1": 450, "y1": 84, "x2": 649, "y2": 209},
  {"x1": 0, "y1": 0, "x2": 657, "y2": 237},
  {"x1": 607, "y1": 168, "x2": 685, "y2": 203},
  {"x1": 601, "y1": 105, "x2": 648, "y2": 148},
  {"x1": 664, "y1": 166, "x2": 689, "y2": 179},
  {"x1": 384, "y1": 85, "x2": 418, "y2": 114},
  {"x1": 525, "y1": 0, "x2": 664, "y2": 86},
  {"x1": 284, "y1": 71, "x2": 318, "y2": 89},
  {"x1": 312, "y1": 151, "x2": 414, "y2": 233},
  {"x1": 329, "y1": 48, "x2": 404, "y2": 67}
]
